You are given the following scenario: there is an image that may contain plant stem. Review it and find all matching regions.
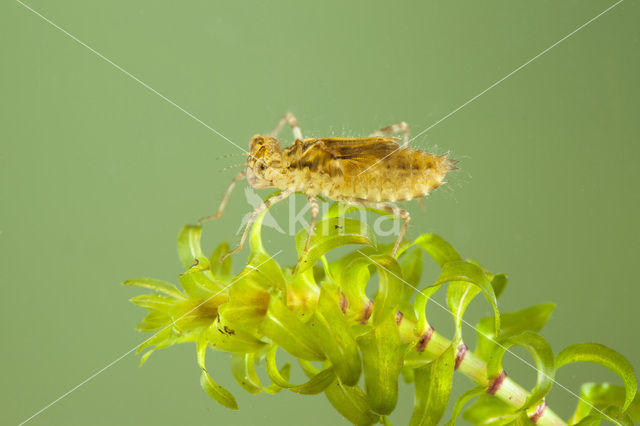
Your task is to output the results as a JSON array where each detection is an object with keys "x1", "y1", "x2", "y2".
[{"x1": 396, "y1": 316, "x2": 567, "y2": 425}]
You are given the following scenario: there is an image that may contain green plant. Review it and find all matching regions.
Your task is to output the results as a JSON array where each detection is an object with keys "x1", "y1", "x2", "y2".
[{"x1": 124, "y1": 202, "x2": 639, "y2": 425}]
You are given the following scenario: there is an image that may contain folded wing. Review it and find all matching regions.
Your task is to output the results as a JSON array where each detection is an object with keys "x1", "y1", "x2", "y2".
[{"x1": 296, "y1": 137, "x2": 404, "y2": 176}]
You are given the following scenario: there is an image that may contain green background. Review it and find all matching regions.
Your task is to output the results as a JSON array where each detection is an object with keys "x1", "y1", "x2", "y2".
[{"x1": 2, "y1": 1, "x2": 638, "y2": 424}]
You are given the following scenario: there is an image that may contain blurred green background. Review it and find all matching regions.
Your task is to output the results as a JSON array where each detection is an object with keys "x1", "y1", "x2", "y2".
[{"x1": 2, "y1": 0, "x2": 639, "y2": 424}]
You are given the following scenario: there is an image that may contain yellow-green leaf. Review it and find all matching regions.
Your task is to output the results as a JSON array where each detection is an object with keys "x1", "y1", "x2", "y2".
[
  {"x1": 210, "y1": 241, "x2": 232, "y2": 276},
  {"x1": 260, "y1": 297, "x2": 325, "y2": 361},
  {"x1": 177, "y1": 225, "x2": 206, "y2": 269},
  {"x1": 265, "y1": 346, "x2": 335, "y2": 394},
  {"x1": 122, "y1": 277, "x2": 185, "y2": 299},
  {"x1": 200, "y1": 369, "x2": 238, "y2": 410},
  {"x1": 294, "y1": 217, "x2": 376, "y2": 274}
]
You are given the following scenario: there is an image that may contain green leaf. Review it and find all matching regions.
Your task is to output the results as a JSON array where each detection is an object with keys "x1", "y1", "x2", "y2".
[
  {"x1": 556, "y1": 343, "x2": 637, "y2": 412},
  {"x1": 246, "y1": 251, "x2": 286, "y2": 293},
  {"x1": 431, "y1": 260, "x2": 500, "y2": 335},
  {"x1": 200, "y1": 369, "x2": 238, "y2": 410},
  {"x1": 487, "y1": 331, "x2": 555, "y2": 409},
  {"x1": 285, "y1": 266, "x2": 320, "y2": 318},
  {"x1": 260, "y1": 297, "x2": 325, "y2": 361},
  {"x1": 137, "y1": 327, "x2": 194, "y2": 365},
  {"x1": 246, "y1": 190, "x2": 283, "y2": 256},
  {"x1": 265, "y1": 346, "x2": 336, "y2": 394},
  {"x1": 399, "y1": 247, "x2": 422, "y2": 320},
  {"x1": 248, "y1": 209, "x2": 268, "y2": 255},
  {"x1": 325, "y1": 201, "x2": 359, "y2": 219},
  {"x1": 332, "y1": 252, "x2": 373, "y2": 321},
  {"x1": 400, "y1": 247, "x2": 422, "y2": 289},
  {"x1": 264, "y1": 363, "x2": 291, "y2": 395},
  {"x1": 445, "y1": 387, "x2": 484, "y2": 426},
  {"x1": 575, "y1": 405, "x2": 634, "y2": 426},
  {"x1": 135, "y1": 310, "x2": 171, "y2": 332},
  {"x1": 129, "y1": 294, "x2": 175, "y2": 311},
  {"x1": 205, "y1": 318, "x2": 267, "y2": 353},
  {"x1": 571, "y1": 383, "x2": 640, "y2": 423},
  {"x1": 210, "y1": 241, "x2": 232, "y2": 276},
  {"x1": 324, "y1": 380, "x2": 380, "y2": 426},
  {"x1": 230, "y1": 353, "x2": 263, "y2": 394},
  {"x1": 462, "y1": 394, "x2": 518, "y2": 425},
  {"x1": 409, "y1": 343, "x2": 456, "y2": 426},
  {"x1": 508, "y1": 411, "x2": 535, "y2": 425},
  {"x1": 178, "y1": 270, "x2": 216, "y2": 299},
  {"x1": 491, "y1": 273, "x2": 508, "y2": 299},
  {"x1": 358, "y1": 313, "x2": 406, "y2": 415},
  {"x1": 230, "y1": 352, "x2": 291, "y2": 395},
  {"x1": 414, "y1": 285, "x2": 440, "y2": 336},
  {"x1": 331, "y1": 251, "x2": 404, "y2": 327},
  {"x1": 294, "y1": 217, "x2": 376, "y2": 274},
  {"x1": 177, "y1": 225, "x2": 206, "y2": 269},
  {"x1": 122, "y1": 277, "x2": 185, "y2": 299},
  {"x1": 369, "y1": 254, "x2": 404, "y2": 327},
  {"x1": 196, "y1": 329, "x2": 208, "y2": 369},
  {"x1": 217, "y1": 267, "x2": 271, "y2": 329},
  {"x1": 447, "y1": 280, "x2": 481, "y2": 341},
  {"x1": 307, "y1": 341, "x2": 382, "y2": 426},
  {"x1": 324, "y1": 201, "x2": 393, "y2": 221},
  {"x1": 411, "y1": 233, "x2": 461, "y2": 266},
  {"x1": 308, "y1": 287, "x2": 362, "y2": 386},
  {"x1": 195, "y1": 330, "x2": 238, "y2": 409},
  {"x1": 476, "y1": 304, "x2": 555, "y2": 362}
]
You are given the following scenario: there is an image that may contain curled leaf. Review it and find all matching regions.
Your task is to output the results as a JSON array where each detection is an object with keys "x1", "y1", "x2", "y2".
[
  {"x1": 177, "y1": 225, "x2": 206, "y2": 269},
  {"x1": 196, "y1": 330, "x2": 238, "y2": 409},
  {"x1": 445, "y1": 387, "x2": 484, "y2": 426},
  {"x1": 476, "y1": 303, "x2": 555, "y2": 362},
  {"x1": 432, "y1": 260, "x2": 500, "y2": 336},
  {"x1": 486, "y1": 331, "x2": 555, "y2": 410},
  {"x1": 200, "y1": 370, "x2": 238, "y2": 410},
  {"x1": 556, "y1": 343, "x2": 637, "y2": 412},
  {"x1": 295, "y1": 217, "x2": 376, "y2": 274},
  {"x1": 265, "y1": 346, "x2": 335, "y2": 394},
  {"x1": 410, "y1": 233, "x2": 461, "y2": 266}
]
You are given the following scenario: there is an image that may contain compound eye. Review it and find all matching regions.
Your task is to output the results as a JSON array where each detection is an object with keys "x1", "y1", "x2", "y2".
[{"x1": 250, "y1": 136, "x2": 264, "y2": 151}]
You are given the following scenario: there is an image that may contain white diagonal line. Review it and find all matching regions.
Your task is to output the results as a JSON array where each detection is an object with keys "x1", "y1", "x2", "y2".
[
  {"x1": 357, "y1": 250, "x2": 622, "y2": 426},
  {"x1": 357, "y1": 0, "x2": 624, "y2": 177},
  {"x1": 15, "y1": 0, "x2": 281, "y2": 176},
  {"x1": 18, "y1": 251, "x2": 282, "y2": 426},
  {"x1": 16, "y1": 0, "x2": 244, "y2": 153}
]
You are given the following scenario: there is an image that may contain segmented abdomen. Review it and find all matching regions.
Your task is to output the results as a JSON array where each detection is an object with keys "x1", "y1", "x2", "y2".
[{"x1": 306, "y1": 151, "x2": 454, "y2": 203}]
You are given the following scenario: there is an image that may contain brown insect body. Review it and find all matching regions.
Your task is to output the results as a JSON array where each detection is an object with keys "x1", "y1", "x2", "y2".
[
  {"x1": 201, "y1": 114, "x2": 455, "y2": 272},
  {"x1": 247, "y1": 135, "x2": 454, "y2": 203}
]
